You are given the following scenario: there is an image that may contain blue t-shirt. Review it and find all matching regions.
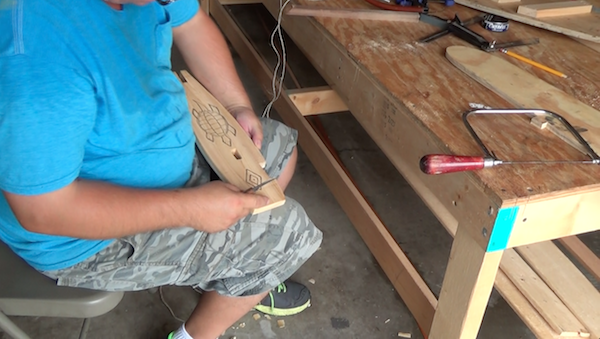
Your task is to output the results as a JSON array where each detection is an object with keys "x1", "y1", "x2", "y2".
[{"x1": 0, "y1": 0, "x2": 199, "y2": 271}]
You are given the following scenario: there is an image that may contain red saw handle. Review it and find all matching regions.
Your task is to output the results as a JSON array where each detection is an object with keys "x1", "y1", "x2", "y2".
[{"x1": 420, "y1": 154, "x2": 486, "y2": 175}]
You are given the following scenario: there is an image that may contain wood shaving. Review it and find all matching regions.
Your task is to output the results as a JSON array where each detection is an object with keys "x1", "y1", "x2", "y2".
[
  {"x1": 308, "y1": 278, "x2": 316, "y2": 284},
  {"x1": 397, "y1": 332, "x2": 412, "y2": 338},
  {"x1": 253, "y1": 313, "x2": 261, "y2": 320},
  {"x1": 277, "y1": 319, "x2": 285, "y2": 328}
]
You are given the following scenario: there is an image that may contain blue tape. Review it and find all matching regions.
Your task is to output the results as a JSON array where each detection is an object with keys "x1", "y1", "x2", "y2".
[{"x1": 487, "y1": 206, "x2": 519, "y2": 252}]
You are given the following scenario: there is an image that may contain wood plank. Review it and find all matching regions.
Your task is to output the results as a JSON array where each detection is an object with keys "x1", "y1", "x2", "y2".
[
  {"x1": 178, "y1": 70, "x2": 286, "y2": 214},
  {"x1": 429, "y1": 226, "x2": 503, "y2": 339},
  {"x1": 517, "y1": 1, "x2": 592, "y2": 18},
  {"x1": 454, "y1": 0, "x2": 600, "y2": 42},
  {"x1": 500, "y1": 249, "x2": 590, "y2": 337},
  {"x1": 285, "y1": 4, "x2": 420, "y2": 22},
  {"x1": 495, "y1": 270, "x2": 562, "y2": 339},
  {"x1": 559, "y1": 236, "x2": 600, "y2": 282},
  {"x1": 446, "y1": 45, "x2": 600, "y2": 156},
  {"x1": 517, "y1": 241, "x2": 600, "y2": 339},
  {"x1": 209, "y1": 0, "x2": 439, "y2": 332},
  {"x1": 286, "y1": 87, "x2": 349, "y2": 115}
]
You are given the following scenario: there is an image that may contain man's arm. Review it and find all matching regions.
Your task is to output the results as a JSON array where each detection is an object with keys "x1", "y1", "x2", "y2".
[
  {"x1": 173, "y1": 10, "x2": 264, "y2": 148},
  {"x1": 3, "y1": 179, "x2": 268, "y2": 239}
]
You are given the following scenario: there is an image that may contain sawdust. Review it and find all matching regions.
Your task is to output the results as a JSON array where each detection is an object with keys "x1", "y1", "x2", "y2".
[{"x1": 365, "y1": 40, "x2": 417, "y2": 53}]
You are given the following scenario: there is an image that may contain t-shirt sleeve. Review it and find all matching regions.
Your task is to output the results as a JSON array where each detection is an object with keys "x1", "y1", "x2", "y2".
[
  {"x1": 0, "y1": 55, "x2": 96, "y2": 195},
  {"x1": 165, "y1": 0, "x2": 200, "y2": 27}
]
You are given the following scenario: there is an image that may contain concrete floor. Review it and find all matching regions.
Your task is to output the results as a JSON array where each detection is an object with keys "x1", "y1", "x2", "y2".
[{"x1": 3, "y1": 5, "x2": 600, "y2": 339}]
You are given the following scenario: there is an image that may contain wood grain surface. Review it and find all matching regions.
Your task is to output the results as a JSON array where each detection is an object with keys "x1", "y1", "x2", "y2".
[
  {"x1": 455, "y1": 0, "x2": 600, "y2": 42},
  {"x1": 445, "y1": 45, "x2": 600, "y2": 155},
  {"x1": 291, "y1": 0, "x2": 600, "y2": 202}
]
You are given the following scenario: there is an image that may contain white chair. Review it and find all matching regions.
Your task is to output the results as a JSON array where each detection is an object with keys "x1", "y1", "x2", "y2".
[{"x1": 0, "y1": 240, "x2": 124, "y2": 339}]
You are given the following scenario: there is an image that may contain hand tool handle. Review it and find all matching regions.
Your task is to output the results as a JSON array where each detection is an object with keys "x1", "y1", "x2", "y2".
[{"x1": 420, "y1": 154, "x2": 486, "y2": 174}]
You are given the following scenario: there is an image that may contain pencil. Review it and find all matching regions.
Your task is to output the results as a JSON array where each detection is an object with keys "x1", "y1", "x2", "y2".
[{"x1": 500, "y1": 48, "x2": 567, "y2": 78}]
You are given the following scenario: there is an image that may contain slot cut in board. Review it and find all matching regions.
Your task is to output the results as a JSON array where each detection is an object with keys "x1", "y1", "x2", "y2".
[
  {"x1": 517, "y1": 1, "x2": 592, "y2": 18},
  {"x1": 177, "y1": 70, "x2": 286, "y2": 214}
]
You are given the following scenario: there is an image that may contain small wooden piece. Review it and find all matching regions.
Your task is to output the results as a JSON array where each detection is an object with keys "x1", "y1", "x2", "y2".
[
  {"x1": 287, "y1": 87, "x2": 349, "y2": 116},
  {"x1": 530, "y1": 116, "x2": 548, "y2": 129},
  {"x1": 446, "y1": 45, "x2": 600, "y2": 155},
  {"x1": 178, "y1": 70, "x2": 285, "y2": 214},
  {"x1": 285, "y1": 4, "x2": 420, "y2": 22},
  {"x1": 517, "y1": 1, "x2": 592, "y2": 18}
]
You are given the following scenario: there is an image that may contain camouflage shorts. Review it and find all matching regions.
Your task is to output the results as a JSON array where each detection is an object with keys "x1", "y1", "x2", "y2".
[{"x1": 42, "y1": 118, "x2": 323, "y2": 297}]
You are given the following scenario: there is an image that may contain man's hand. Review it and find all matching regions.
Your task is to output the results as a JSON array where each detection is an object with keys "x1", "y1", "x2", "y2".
[
  {"x1": 187, "y1": 181, "x2": 269, "y2": 233},
  {"x1": 229, "y1": 106, "x2": 263, "y2": 149}
]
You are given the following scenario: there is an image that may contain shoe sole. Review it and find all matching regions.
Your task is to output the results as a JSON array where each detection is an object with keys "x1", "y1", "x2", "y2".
[{"x1": 253, "y1": 299, "x2": 311, "y2": 316}]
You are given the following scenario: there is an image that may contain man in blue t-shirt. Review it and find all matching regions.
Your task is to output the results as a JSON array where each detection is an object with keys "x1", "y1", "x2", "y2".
[{"x1": 0, "y1": 0, "x2": 322, "y2": 338}]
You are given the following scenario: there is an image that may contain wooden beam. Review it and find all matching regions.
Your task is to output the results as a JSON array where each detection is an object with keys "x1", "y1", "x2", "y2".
[
  {"x1": 201, "y1": 0, "x2": 210, "y2": 15},
  {"x1": 179, "y1": 70, "x2": 286, "y2": 214},
  {"x1": 517, "y1": 1, "x2": 592, "y2": 18},
  {"x1": 517, "y1": 242, "x2": 600, "y2": 339},
  {"x1": 504, "y1": 189, "x2": 600, "y2": 249},
  {"x1": 286, "y1": 87, "x2": 349, "y2": 116},
  {"x1": 209, "y1": 0, "x2": 438, "y2": 332},
  {"x1": 429, "y1": 226, "x2": 503, "y2": 339},
  {"x1": 559, "y1": 236, "x2": 600, "y2": 282},
  {"x1": 285, "y1": 5, "x2": 420, "y2": 22},
  {"x1": 218, "y1": 0, "x2": 262, "y2": 4},
  {"x1": 501, "y1": 249, "x2": 589, "y2": 337}
]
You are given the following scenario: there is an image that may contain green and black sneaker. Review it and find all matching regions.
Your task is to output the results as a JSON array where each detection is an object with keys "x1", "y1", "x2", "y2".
[{"x1": 254, "y1": 280, "x2": 311, "y2": 316}]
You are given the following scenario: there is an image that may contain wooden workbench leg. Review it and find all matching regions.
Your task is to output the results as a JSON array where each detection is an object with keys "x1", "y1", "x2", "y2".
[
  {"x1": 429, "y1": 225, "x2": 503, "y2": 339},
  {"x1": 201, "y1": 0, "x2": 210, "y2": 15}
]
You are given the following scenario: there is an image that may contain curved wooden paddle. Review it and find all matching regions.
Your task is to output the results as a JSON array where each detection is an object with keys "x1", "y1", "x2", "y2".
[{"x1": 178, "y1": 70, "x2": 285, "y2": 214}]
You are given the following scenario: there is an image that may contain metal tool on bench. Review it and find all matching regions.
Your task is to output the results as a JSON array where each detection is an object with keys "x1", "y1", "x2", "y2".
[
  {"x1": 419, "y1": 109, "x2": 600, "y2": 175},
  {"x1": 418, "y1": 14, "x2": 539, "y2": 52}
]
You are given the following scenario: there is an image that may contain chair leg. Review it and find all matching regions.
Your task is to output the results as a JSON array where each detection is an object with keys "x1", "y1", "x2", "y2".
[
  {"x1": 0, "y1": 311, "x2": 31, "y2": 339},
  {"x1": 78, "y1": 318, "x2": 91, "y2": 339}
]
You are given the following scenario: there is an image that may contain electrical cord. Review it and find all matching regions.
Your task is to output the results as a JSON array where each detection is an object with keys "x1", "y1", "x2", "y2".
[{"x1": 262, "y1": 0, "x2": 293, "y2": 118}]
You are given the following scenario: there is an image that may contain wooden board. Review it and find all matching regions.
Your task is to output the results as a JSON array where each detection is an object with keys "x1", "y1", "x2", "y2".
[
  {"x1": 285, "y1": 4, "x2": 420, "y2": 21},
  {"x1": 286, "y1": 87, "x2": 349, "y2": 115},
  {"x1": 517, "y1": 1, "x2": 592, "y2": 18},
  {"x1": 500, "y1": 249, "x2": 590, "y2": 337},
  {"x1": 517, "y1": 242, "x2": 600, "y2": 339},
  {"x1": 454, "y1": 0, "x2": 600, "y2": 42},
  {"x1": 494, "y1": 270, "x2": 563, "y2": 339},
  {"x1": 558, "y1": 236, "x2": 600, "y2": 282},
  {"x1": 178, "y1": 70, "x2": 285, "y2": 214},
  {"x1": 446, "y1": 45, "x2": 600, "y2": 156}
]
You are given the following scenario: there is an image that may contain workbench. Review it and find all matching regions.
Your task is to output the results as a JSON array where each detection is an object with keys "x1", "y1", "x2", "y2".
[{"x1": 202, "y1": 0, "x2": 600, "y2": 337}]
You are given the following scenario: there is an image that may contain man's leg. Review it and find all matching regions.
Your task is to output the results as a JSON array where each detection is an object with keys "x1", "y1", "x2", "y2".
[
  {"x1": 277, "y1": 147, "x2": 297, "y2": 191},
  {"x1": 183, "y1": 291, "x2": 269, "y2": 339}
]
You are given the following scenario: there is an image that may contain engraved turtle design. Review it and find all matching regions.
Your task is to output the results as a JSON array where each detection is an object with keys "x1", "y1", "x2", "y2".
[{"x1": 192, "y1": 102, "x2": 236, "y2": 147}]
